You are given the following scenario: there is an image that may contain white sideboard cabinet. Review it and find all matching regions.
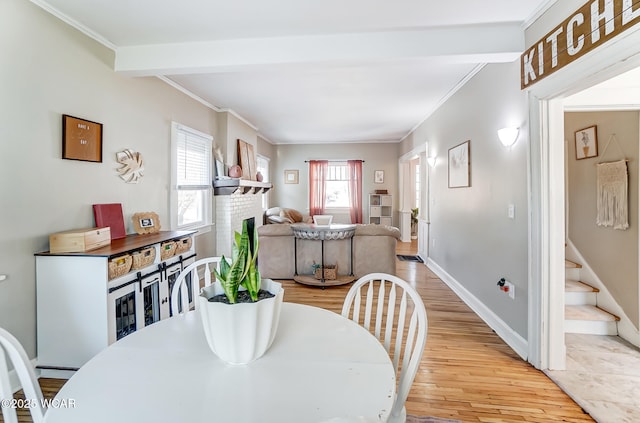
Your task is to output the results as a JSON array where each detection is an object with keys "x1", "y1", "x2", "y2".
[
  {"x1": 35, "y1": 230, "x2": 197, "y2": 371},
  {"x1": 368, "y1": 194, "x2": 393, "y2": 226}
]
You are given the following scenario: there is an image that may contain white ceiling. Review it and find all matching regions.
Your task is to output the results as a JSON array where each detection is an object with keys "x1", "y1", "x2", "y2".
[
  {"x1": 564, "y1": 67, "x2": 640, "y2": 110},
  {"x1": 33, "y1": 0, "x2": 555, "y2": 144}
]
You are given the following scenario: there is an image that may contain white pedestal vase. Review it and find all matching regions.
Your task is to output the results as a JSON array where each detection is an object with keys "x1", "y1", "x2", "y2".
[{"x1": 198, "y1": 278, "x2": 284, "y2": 365}]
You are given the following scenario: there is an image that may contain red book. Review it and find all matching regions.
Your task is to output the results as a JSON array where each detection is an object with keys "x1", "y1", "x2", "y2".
[{"x1": 93, "y1": 203, "x2": 126, "y2": 240}]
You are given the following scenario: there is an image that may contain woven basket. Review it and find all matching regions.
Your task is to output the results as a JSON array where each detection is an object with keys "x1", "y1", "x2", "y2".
[
  {"x1": 174, "y1": 236, "x2": 192, "y2": 255},
  {"x1": 131, "y1": 247, "x2": 156, "y2": 270},
  {"x1": 160, "y1": 241, "x2": 177, "y2": 260},
  {"x1": 108, "y1": 254, "x2": 132, "y2": 280},
  {"x1": 314, "y1": 264, "x2": 337, "y2": 280}
]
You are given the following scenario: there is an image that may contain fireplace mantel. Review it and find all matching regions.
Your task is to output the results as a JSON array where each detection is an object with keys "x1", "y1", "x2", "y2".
[{"x1": 213, "y1": 179, "x2": 272, "y2": 196}]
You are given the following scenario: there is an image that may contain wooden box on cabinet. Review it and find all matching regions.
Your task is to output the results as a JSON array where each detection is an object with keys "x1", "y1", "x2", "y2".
[{"x1": 49, "y1": 227, "x2": 111, "y2": 253}]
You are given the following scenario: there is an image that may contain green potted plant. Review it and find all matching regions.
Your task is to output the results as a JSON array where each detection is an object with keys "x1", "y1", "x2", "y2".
[
  {"x1": 411, "y1": 207, "x2": 419, "y2": 239},
  {"x1": 198, "y1": 220, "x2": 284, "y2": 365}
]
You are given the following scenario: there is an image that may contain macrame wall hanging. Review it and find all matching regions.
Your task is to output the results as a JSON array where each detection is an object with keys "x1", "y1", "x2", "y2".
[{"x1": 595, "y1": 134, "x2": 629, "y2": 230}]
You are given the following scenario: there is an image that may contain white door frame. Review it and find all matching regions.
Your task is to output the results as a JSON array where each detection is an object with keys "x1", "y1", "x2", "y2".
[
  {"x1": 527, "y1": 28, "x2": 640, "y2": 369},
  {"x1": 398, "y1": 145, "x2": 427, "y2": 243}
]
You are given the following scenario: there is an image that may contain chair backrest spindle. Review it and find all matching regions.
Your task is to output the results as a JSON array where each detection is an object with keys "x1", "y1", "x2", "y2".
[
  {"x1": 0, "y1": 328, "x2": 46, "y2": 423},
  {"x1": 171, "y1": 257, "x2": 226, "y2": 315},
  {"x1": 341, "y1": 273, "x2": 428, "y2": 423}
]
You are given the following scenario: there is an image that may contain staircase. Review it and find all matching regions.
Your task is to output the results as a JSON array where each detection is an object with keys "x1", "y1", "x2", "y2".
[{"x1": 565, "y1": 259, "x2": 620, "y2": 335}]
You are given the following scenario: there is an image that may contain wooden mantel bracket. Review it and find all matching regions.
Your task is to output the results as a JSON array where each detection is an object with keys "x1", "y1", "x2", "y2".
[{"x1": 213, "y1": 179, "x2": 273, "y2": 196}]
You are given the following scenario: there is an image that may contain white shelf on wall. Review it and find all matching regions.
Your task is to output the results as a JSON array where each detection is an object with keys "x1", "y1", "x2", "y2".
[{"x1": 369, "y1": 194, "x2": 392, "y2": 226}]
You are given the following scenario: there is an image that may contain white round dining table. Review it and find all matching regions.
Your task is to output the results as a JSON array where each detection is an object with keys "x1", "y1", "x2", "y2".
[{"x1": 43, "y1": 303, "x2": 395, "y2": 423}]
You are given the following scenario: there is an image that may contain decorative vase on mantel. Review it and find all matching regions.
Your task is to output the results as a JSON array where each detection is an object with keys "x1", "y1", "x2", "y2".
[{"x1": 198, "y1": 279, "x2": 284, "y2": 365}]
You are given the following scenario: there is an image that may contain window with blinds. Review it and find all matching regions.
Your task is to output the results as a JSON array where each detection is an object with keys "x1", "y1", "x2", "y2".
[
  {"x1": 325, "y1": 162, "x2": 349, "y2": 208},
  {"x1": 170, "y1": 122, "x2": 212, "y2": 230},
  {"x1": 256, "y1": 154, "x2": 270, "y2": 210}
]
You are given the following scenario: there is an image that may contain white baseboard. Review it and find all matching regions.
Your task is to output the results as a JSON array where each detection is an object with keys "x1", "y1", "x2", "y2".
[
  {"x1": 426, "y1": 258, "x2": 529, "y2": 361},
  {"x1": 7, "y1": 359, "x2": 74, "y2": 394},
  {"x1": 37, "y1": 368, "x2": 76, "y2": 379}
]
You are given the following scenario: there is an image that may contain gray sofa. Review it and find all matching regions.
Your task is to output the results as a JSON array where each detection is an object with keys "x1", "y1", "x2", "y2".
[{"x1": 257, "y1": 223, "x2": 401, "y2": 280}]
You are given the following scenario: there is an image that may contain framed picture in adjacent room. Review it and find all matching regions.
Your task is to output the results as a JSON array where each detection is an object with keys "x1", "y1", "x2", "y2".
[
  {"x1": 62, "y1": 114, "x2": 103, "y2": 162},
  {"x1": 574, "y1": 125, "x2": 598, "y2": 160},
  {"x1": 448, "y1": 140, "x2": 470, "y2": 188},
  {"x1": 374, "y1": 170, "x2": 384, "y2": 184}
]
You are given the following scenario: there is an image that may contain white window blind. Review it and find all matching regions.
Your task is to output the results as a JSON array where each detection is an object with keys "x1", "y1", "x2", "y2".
[
  {"x1": 176, "y1": 131, "x2": 211, "y2": 190},
  {"x1": 256, "y1": 155, "x2": 270, "y2": 210},
  {"x1": 171, "y1": 123, "x2": 213, "y2": 230}
]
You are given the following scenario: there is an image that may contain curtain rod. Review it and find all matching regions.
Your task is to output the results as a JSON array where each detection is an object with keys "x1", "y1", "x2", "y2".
[{"x1": 304, "y1": 159, "x2": 365, "y2": 163}]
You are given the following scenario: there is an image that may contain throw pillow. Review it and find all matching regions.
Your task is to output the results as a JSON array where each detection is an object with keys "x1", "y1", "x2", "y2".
[
  {"x1": 280, "y1": 208, "x2": 303, "y2": 223},
  {"x1": 267, "y1": 215, "x2": 289, "y2": 224},
  {"x1": 265, "y1": 206, "x2": 282, "y2": 217}
]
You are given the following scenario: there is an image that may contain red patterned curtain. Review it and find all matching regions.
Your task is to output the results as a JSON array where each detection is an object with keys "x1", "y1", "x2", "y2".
[
  {"x1": 308, "y1": 160, "x2": 328, "y2": 216},
  {"x1": 347, "y1": 160, "x2": 363, "y2": 224}
]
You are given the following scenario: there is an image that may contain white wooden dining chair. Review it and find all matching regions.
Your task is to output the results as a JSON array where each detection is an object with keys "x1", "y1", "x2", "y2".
[
  {"x1": 342, "y1": 273, "x2": 428, "y2": 423},
  {"x1": 171, "y1": 257, "x2": 226, "y2": 315},
  {"x1": 0, "y1": 327, "x2": 46, "y2": 423}
]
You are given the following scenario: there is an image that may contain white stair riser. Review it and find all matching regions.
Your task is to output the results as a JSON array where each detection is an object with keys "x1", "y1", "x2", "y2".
[
  {"x1": 565, "y1": 258, "x2": 619, "y2": 336},
  {"x1": 565, "y1": 268, "x2": 581, "y2": 281},
  {"x1": 565, "y1": 292, "x2": 597, "y2": 306},
  {"x1": 565, "y1": 319, "x2": 618, "y2": 335}
]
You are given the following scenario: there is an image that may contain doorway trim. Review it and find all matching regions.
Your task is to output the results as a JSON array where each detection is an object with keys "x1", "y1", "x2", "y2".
[
  {"x1": 398, "y1": 145, "x2": 427, "y2": 243},
  {"x1": 527, "y1": 28, "x2": 640, "y2": 370}
]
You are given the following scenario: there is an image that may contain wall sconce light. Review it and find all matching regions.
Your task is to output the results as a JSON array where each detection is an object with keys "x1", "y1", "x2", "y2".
[
  {"x1": 498, "y1": 127, "x2": 519, "y2": 147},
  {"x1": 427, "y1": 156, "x2": 436, "y2": 167}
]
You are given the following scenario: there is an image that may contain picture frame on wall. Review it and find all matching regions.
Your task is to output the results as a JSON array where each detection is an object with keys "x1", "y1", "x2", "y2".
[
  {"x1": 62, "y1": 114, "x2": 103, "y2": 163},
  {"x1": 574, "y1": 125, "x2": 598, "y2": 160},
  {"x1": 284, "y1": 169, "x2": 299, "y2": 184},
  {"x1": 374, "y1": 170, "x2": 384, "y2": 184},
  {"x1": 448, "y1": 140, "x2": 470, "y2": 188}
]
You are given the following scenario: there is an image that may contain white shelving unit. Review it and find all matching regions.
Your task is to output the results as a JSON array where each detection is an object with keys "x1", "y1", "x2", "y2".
[{"x1": 369, "y1": 194, "x2": 393, "y2": 226}]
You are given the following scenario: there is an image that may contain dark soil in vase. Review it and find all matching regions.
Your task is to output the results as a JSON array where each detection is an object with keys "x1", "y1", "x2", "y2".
[{"x1": 207, "y1": 289, "x2": 275, "y2": 304}]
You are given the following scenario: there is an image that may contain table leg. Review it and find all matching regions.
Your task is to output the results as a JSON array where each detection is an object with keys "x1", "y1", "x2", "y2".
[
  {"x1": 320, "y1": 239, "x2": 325, "y2": 286},
  {"x1": 294, "y1": 237, "x2": 298, "y2": 276},
  {"x1": 350, "y1": 237, "x2": 354, "y2": 276}
]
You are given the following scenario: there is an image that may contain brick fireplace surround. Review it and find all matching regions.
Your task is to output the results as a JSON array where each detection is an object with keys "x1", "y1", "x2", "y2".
[{"x1": 215, "y1": 192, "x2": 263, "y2": 258}]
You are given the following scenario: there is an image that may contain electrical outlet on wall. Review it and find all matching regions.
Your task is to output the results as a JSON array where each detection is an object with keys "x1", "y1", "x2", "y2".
[{"x1": 497, "y1": 278, "x2": 515, "y2": 299}]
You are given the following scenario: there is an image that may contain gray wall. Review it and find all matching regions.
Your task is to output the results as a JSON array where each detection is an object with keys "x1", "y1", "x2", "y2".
[
  {"x1": 565, "y1": 111, "x2": 639, "y2": 325},
  {"x1": 222, "y1": 112, "x2": 258, "y2": 167},
  {"x1": 270, "y1": 143, "x2": 399, "y2": 224},
  {"x1": 257, "y1": 136, "x2": 276, "y2": 165},
  {"x1": 0, "y1": 0, "x2": 218, "y2": 356},
  {"x1": 401, "y1": 61, "x2": 530, "y2": 338}
]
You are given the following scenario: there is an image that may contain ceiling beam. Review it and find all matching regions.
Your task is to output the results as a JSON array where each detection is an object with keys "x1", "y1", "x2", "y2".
[{"x1": 115, "y1": 23, "x2": 524, "y2": 76}]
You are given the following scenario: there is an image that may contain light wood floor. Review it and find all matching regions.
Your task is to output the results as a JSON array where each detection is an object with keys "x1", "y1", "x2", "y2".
[{"x1": 4, "y1": 241, "x2": 593, "y2": 422}]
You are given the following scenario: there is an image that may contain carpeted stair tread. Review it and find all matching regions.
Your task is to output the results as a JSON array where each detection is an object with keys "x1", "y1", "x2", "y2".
[
  {"x1": 565, "y1": 279, "x2": 599, "y2": 293},
  {"x1": 565, "y1": 305, "x2": 619, "y2": 321}
]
